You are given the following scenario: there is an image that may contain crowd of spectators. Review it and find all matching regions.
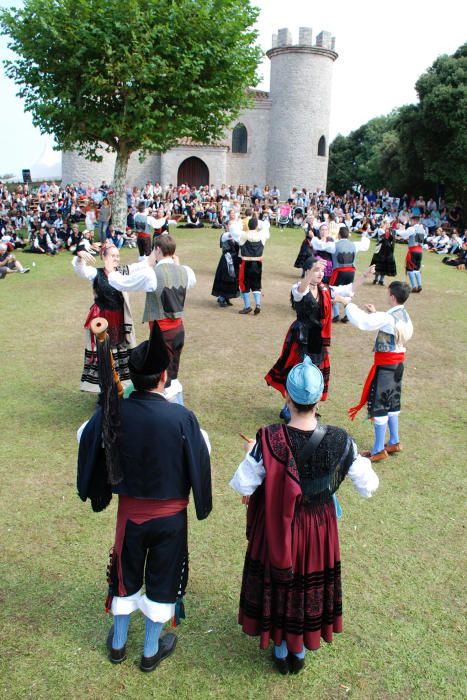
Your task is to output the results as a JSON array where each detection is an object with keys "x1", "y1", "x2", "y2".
[{"x1": 0, "y1": 179, "x2": 464, "y2": 271}]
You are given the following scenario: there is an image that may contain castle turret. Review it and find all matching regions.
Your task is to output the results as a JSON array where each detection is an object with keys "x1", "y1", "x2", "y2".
[{"x1": 266, "y1": 27, "x2": 337, "y2": 197}]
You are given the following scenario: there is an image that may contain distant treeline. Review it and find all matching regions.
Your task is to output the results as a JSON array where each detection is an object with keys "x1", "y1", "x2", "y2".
[{"x1": 328, "y1": 43, "x2": 467, "y2": 206}]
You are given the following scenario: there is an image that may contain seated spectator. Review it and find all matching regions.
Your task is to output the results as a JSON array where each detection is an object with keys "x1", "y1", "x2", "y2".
[
  {"x1": 30, "y1": 227, "x2": 58, "y2": 255},
  {"x1": 106, "y1": 223, "x2": 125, "y2": 249},
  {"x1": 442, "y1": 242, "x2": 467, "y2": 268},
  {"x1": 0, "y1": 242, "x2": 30, "y2": 275}
]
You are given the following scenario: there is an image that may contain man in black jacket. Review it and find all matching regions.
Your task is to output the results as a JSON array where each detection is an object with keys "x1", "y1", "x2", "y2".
[{"x1": 77, "y1": 323, "x2": 212, "y2": 672}]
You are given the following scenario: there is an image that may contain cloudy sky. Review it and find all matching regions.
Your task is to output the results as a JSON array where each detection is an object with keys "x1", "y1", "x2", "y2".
[{"x1": 0, "y1": 0, "x2": 465, "y2": 176}]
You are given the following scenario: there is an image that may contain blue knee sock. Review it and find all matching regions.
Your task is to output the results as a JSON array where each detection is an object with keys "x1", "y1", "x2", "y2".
[
  {"x1": 332, "y1": 302, "x2": 339, "y2": 318},
  {"x1": 274, "y1": 640, "x2": 288, "y2": 659},
  {"x1": 241, "y1": 292, "x2": 251, "y2": 309},
  {"x1": 407, "y1": 271, "x2": 417, "y2": 289},
  {"x1": 372, "y1": 421, "x2": 387, "y2": 454},
  {"x1": 112, "y1": 614, "x2": 130, "y2": 650},
  {"x1": 290, "y1": 646, "x2": 306, "y2": 659},
  {"x1": 414, "y1": 270, "x2": 422, "y2": 287},
  {"x1": 143, "y1": 617, "x2": 163, "y2": 658},
  {"x1": 388, "y1": 414, "x2": 399, "y2": 445},
  {"x1": 253, "y1": 291, "x2": 261, "y2": 307}
]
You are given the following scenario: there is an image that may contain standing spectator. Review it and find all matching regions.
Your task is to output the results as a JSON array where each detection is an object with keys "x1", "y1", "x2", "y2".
[{"x1": 98, "y1": 197, "x2": 112, "y2": 244}]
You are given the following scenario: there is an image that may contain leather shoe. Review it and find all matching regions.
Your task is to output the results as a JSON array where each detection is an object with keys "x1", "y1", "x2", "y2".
[
  {"x1": 385, "y1": 442, "x2": 402, "y2": 454},
  {"x1": 106, "y1": 625, "x2": 126, "y2": 664},
  {"x1": 272, "y1": 652, "x2": 289, "y2": 675},
  {"x1": 140, "y1": 633, "x2": 177, "y2": 672},
  {"x1": 238, "y1": 307, "x2": 252, "y2": 314},
  {"x1": 254, "y1": 306, "x2": 261, "y2": 315},
  {"x1": 340, "y1": 316, "x2": 349, "y2": 323},
  {"x1": 365, "y1": 449, "x2": 388, "y2": 462},
  {"x1": 332, "y1": 315, "x2": 340, "y2": 323},
  {"x1": 287, "y1": 653, "x2": 305, "y2": 674}
]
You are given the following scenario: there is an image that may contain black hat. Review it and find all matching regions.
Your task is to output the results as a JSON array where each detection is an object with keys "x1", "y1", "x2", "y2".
[{"x1": 129, "y1": 322, "x2": 170, "y2": 376}]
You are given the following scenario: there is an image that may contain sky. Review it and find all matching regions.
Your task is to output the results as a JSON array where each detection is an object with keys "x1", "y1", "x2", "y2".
[{"x1": 0, "y1": 0, "x2": 465, "y2": 177}]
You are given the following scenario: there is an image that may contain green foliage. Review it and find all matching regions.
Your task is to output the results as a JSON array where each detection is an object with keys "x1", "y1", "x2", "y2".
[
  {"x1": 328, "y1": 43, "x2": 467, "y2": 203},
  {"x1": 1, "y1": 0, "x2": 262, "y2": 160}
]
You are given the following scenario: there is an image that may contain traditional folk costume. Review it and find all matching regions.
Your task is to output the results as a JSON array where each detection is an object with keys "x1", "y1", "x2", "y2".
[
  {"x1": 211, "y1": 226, "x2": 241, "y2": 306},
  {"x1": 238, "y1": 218, "x2": 269, "y2": 314},
  {"x1": 400, "y1": 224, "x2": 426, "y2": 292},
  {"x1": 265, "y1": 274, "x2": 354, "y2": 403},
  {"x1": 370, "y1": 229, "x2": 397, "y2": 284},
  {"x1": 311, "y1": 233, "x2": 370, "y2": 321},
  {"x1": 346, "y1": 300, "x2": 413, "y2": 460},
  {"x1": 77, "y1": 323, "x2": 212, "y2": 671},
  {"x1": 72, "y1": 257, "x2": 138, "y2": 393},
  {"x1": 144, "y1": 259, "x2": 195, "y2": 395},
  {"x1": 230, "y1": 358, "x2": 378, "y2": 671},
  {"x1": 133, "y1": 211, "x2": 157, "y2": 258}
]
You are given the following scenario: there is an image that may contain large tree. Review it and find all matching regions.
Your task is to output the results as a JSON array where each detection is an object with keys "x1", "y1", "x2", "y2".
[{"x1": 1, "y1": 0, "x2": 262, "y2": 227}]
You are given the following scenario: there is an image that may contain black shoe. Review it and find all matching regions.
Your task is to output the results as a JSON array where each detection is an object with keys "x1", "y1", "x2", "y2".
[
  {"x1": 332, "y1": 315, "x2": 340, "y2": 323},
  {"x1": 378, "y1": 280, "x2": 384, "y2": 286},
  {"x1": 238, "y1": 307, "x2": 252, "y2": 314},
  {"x1": 272, "y1": 652, "x2": 289, "y2": 675},
  {"x1": 140, "y1": 633, "x2": 177, "y2": 672},
  {"x1": 373, "y1": 279, "x2": 377, "y2": 285},
  {"x1": 254, "y1": 306, "x2": 261, "y2": 315},
  {"x1": 287, "y1": 653, "x2": 305, "y2": 674},
  {"x1": 106, "y1": 625, "x2": 127, "y2": 664},
  {"x1": 217, "y1": 299, "x2": 228, "y2": 308},
  {"x1": 340, "y1": 316, "x2": 349, "y2": 323},
  {"x1": 225, "y1": 299, "x2": 233, "y2": 306}
]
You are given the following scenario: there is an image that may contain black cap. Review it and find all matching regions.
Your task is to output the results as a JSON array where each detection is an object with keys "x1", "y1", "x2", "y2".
[{"x1": 129, "y1": 322, "x2": 170, "y2": 376}]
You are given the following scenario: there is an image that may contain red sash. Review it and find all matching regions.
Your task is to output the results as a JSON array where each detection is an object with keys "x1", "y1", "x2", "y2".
[
  {"x1": 405, "y1": 245, "x2": 423, "y2": 271},
  {"x1": 320, "y1": 284, "x2": 332, "y2": 346},
  {"x1": 348, "y1": 351, "x2": 405, "y2": 421},
  {"x1": 329, "y1": 265, "x2": 355, "y2": 286}
]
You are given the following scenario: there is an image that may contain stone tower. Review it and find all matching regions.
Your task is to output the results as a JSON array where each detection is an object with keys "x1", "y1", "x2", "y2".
[{"x1": 266, "y1": 27, "x2": 337, "y2": 197}]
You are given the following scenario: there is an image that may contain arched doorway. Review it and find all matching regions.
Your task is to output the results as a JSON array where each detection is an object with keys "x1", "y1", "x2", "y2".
[{"x1": 177, "y1": 157, "x2": 209, "y2": 187}]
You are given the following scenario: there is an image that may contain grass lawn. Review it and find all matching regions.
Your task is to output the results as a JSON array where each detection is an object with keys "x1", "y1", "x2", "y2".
[{"x1": 1, "y1": 227, "x2": 465, "y2": 699}]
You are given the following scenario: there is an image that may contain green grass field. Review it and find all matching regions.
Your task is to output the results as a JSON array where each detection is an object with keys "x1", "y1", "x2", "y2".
[{"x1": 1, "y1": 228, "x2": 465, "y2": 699}]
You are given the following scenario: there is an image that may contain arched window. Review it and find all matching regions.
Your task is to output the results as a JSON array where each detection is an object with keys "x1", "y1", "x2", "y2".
[
  {"x1": 232, "y1": 123, "x2": 248, "y2": 153},
  {"x1": 318, "y1": 135, "x2": 326, "y2": 157}
]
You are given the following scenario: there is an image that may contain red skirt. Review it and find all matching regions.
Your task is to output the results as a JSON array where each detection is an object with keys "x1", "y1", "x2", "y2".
[
  {"x1": 265, "y1": 323, "x2": 330, "y2": 401},
  {"x1": 239, "y1": 497, "x2": 342, "y2": 652}
]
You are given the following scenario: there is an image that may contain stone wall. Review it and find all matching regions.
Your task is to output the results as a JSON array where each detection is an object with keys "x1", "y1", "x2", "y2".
[
  {"x1": 266, "y1": 43, "x2": 337, "y2": 196},
  {"x1": 61, "y1": 149, "x2": 161, "y2": 187},
  {"x1": 160, "y1": 146, "x2": 228, "y2": 188},
  {"x1": 225, "y1": 99, "x2": 271, "y2": 188}
]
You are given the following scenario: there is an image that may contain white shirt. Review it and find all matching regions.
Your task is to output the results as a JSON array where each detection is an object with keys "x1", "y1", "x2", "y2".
[
  {"x1": 291, "y1": 281, "x2": 354, "y2": 303},
  {"x1": 311, "y1": 234, "x2": 370, "y2": 254},
  {"x1": 345, "y1": 303, "x2": 413, "y2": 351},
  {"x1": 72, "y1": 257, "x2": 157, "y2": 292},
  {"x1": 230, "y1": 440, "x2": 379, "y2": 498}
]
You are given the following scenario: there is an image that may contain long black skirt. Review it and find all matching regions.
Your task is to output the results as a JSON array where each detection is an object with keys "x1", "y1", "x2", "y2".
[
  {"x1": 211, "y1": 252, "x2": 240, "y2": 299},
  {"x1": 368, "y1": 362, "x2": 404, "y2": 417}
]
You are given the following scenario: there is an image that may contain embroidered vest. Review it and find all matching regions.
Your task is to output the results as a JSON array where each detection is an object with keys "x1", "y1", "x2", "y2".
[
  {"x1": 143, "y1": 264, "x2": 189, "y2": 322},
  {"x1": 332, "y1": 239, "x2": 356, "y2": 269},
  {"x1": 373, "y1": 307, "x2": 412, "y2": 353},
  {"x1": 134, "y1": 213, "x2": 151, "y2": 234}
]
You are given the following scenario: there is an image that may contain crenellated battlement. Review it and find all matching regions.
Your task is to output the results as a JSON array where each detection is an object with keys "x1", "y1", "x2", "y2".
[{"x1": 270, "y1": 26, "x2": 336, "y2": 52}]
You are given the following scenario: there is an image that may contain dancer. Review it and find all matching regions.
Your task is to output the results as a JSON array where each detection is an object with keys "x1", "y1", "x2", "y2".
[
  {"x1": 370, "y1": 222, "x2": 397, "y2": 286},
  {"x1": 400, "y1": 216, "x2": 426, "y2": 293},
  {"x1": 265, "y1": 258, "x2": 374, "y2": 416},
  {"x1": 211, "y1": 210, "x2": 241, "y2": 307},
  {"x1": 72, "y1": 245, "x2": 145, "y2": 392},
  {"x1": 77, "y1": 322, "x2": 212, "y2": 672},
  {"x1": 230, "y1": 358, "x2": 379, "y2": 674},
  {"x1": 335, "y1": 280, "x2": 413, "y2": 462},
  {"x1": 310, "y1": 226, "x2": 370, "y2": 321},
  {"x1": 238, "y1": 216, "x2": 269, "y2": 315}
]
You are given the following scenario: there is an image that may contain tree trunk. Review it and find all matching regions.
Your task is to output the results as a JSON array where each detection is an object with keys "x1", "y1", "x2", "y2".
[{"x1": 112, "y1": 147, "x2": 130, "y2": 232}]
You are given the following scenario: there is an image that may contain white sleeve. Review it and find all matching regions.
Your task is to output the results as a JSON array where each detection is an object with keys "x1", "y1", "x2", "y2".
[
  {"x1": 354, "y1": 235, "x2": 370, "y2": 252},
  {"x1": 229, "y1": 450, "x2": 265, "y2": 496},
  {"x1": 347, "y1": 442, "x2": 379, "y2": 497},
  {"x1": 330, "y1": 282, "x2": 354, "y2": 299},
  {"x1": 72, "y1": 256, "x2": 97, "y2": 281},
  {"x1": 345, "y1": 303, "x2": 393, "y2": 331},
  {"x1": 183, "y1": 265, "x2": 197, "y2": 289},
  {"x1": 291, "y1": 281, "x2": 308, "y2": 302},
  {"x1": 312, "y1": 237, "x2": 335, "y2": 253},
  {"x1": 108, "y1": 263, "x2": 157, "y2": 292},
  {"x1": 76, "y1": 420, "x2": 89, "y2": 443},
  {"x1": 397, "y1": 227, "x2": 411, "y2": 240}
]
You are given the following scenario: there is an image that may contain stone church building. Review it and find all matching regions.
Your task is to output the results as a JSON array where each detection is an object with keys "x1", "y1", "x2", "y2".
[{"x1": 61, "y1": 27, "x2": 337, "y2": 197}]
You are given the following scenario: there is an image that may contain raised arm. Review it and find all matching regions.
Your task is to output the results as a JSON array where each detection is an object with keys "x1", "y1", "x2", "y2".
[{"x1": 72, "y1": 255, "x2": 97, "y2": 281}]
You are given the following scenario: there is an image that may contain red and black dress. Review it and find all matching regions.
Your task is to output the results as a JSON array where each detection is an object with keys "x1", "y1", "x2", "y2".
[
  {"x1": 265, "y1": 284, "x2": 332, "y2": 401},
  {"x1": 238, "y1": 423, "x2": 354, "y2": 652}
]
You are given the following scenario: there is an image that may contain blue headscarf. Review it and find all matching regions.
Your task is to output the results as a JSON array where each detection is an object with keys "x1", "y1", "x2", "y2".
[{"x1": 286, "y1": 356, "x2": 324, "y2": 405}]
